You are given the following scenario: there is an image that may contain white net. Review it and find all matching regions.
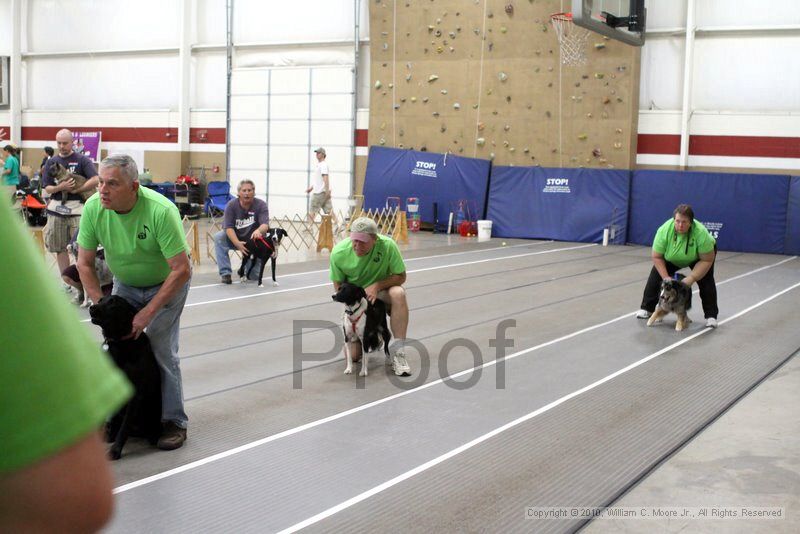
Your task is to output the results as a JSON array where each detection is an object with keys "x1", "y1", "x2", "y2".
[{"x1": 551, "y1": 13, "x2": 590, "y2": 67}]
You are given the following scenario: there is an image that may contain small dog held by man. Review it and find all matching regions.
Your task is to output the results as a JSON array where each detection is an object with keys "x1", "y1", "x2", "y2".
[
  {"x1": 89, "y1": 295, "x2": 163, "y2": 460},
  {"x1": 647, "y1": 274, "x2": 693, "y2": 331},
  {"x1": 332, "y1": 282, "x2": 392, "y2": 377},
  {"x1": 49, "y1": 161, "x2": 94, "y2": 202},
  {"x1": 237, "y1": 227, "x2": 288, "y2": 287}
]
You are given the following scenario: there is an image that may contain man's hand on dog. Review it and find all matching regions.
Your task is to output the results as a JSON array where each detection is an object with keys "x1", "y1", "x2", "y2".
[
  {"x1": 234, "y1": 240, "x2": 249, "y2": 255},
  {"x1": 58, "y1": 178, "x2": 76, "y2": 191},
  {"x1": 364, "y1": 283, "x2": 380, "y2": 304},
  {"x1": 124, "y1": 308, "x2": 156, "y2": 340}
]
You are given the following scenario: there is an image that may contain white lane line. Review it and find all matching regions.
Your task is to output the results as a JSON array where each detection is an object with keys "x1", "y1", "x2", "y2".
[
  {"x1": 279, "y1": 277, "x2": 800, "y2": 533},
  {"x1": 188, "y1": 241, "x2": 549, "y2": 290},
  {"x1": 81, "y1": 241, "x2": 565, "y2": 321},
  {"x1": 113, "y1": 256, "x2": 796, "y2": 495},
  {"x1": 178, "y1": 244, "x2": 595, "y2": 309}
]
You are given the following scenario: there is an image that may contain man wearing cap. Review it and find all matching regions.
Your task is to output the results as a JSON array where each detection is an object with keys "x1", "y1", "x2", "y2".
[
  {"x1": 306, "y1": 147, "x2": 338, "y2": 230},
  {"x1": 330, "y1": 217, "x2": 411, "y2": 376}
]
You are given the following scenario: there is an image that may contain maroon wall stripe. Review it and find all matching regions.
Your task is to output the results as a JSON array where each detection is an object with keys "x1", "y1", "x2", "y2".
[
  {"x1": 637, "y1": 134, "x2": 681, "y2": 155},
  {"x1": 355, "y1": 129, "x2": 368, "y2": 147},
  {"x1": 21, "y1": 126, "x2": 226, "y2": 144},
  {"x1": 638, "y1": 133, "x2": 800, "y2": 158},
  {"x1": 689, "y1": 135, "x2": 800, "y2": 158},
  {"x1": 12, "y1": 126, "x2": 800, "y2": 158}
]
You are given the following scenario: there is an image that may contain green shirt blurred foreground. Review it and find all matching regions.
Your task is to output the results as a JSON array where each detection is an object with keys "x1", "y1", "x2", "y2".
[{"x1": 0, "y1": 198, "x2": 132, "y2": 474}]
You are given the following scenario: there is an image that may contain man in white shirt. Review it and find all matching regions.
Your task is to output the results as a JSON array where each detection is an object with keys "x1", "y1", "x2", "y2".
[{"x1": 305, "y1": 147, "x2": 338, "y2": 229}]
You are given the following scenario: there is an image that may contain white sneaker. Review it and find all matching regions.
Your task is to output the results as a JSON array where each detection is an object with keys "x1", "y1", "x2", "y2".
[
  {"x1": 392, "y1": 351, "x2": 411, "y2": 376},
  {"x1": 705, "y1": 317, "x2": 718, "y2": 328},
  {"x1": 635, "y1": 309, "x2": 651, "y2": 319}
]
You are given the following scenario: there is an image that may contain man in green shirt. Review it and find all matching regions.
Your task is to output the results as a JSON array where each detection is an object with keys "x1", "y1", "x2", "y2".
[
  {"x1": 636, "y1": 203, "x2": 719, "y2": 328},
  {"x1": 0, "y1": 198, "x2": 131, "y2": 532},
  {"x1": 78, "y1": 154, "x2": 192, "y2": 449},
  {"x1": 330, "y1": 217, "x2": 411, "y2": 376}
]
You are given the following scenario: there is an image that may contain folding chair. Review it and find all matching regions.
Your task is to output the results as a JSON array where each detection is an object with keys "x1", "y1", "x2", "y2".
[{"x1": 204, "y1": 181, "x2": 234, "y2": 223}]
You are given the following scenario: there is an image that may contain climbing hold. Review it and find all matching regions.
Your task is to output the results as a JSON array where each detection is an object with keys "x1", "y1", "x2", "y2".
[
  {"x1": 440, "y1": 124, "x2": 447, "y2": 133},
  {"x1": 434, "y1": 29, "x2": 442, "y2": 37},
  {"x1": 487, "y1": 88, "x2": 493, "y2": 95},
  {"x1": 603, "y1": 96, "x2": 611, "y2": 104},
  {"x1": 380, "y1": 122, "x2": 386, "y2": 130},
  {"x1": 432, "y1": 111, "x2": 439, "y2": 117},
  {"x1": 545, "y1": 111, "x2": 551, "y2": 118},
  {"x1": 592, "y1": 148, "x2": 602, "y2": 157},
  {"x1": 594, "y1": 42, "x2": 606, "y2": 49},
  {"x1": 594, "y1": 73, "x2": 605, "y2": 79},
  {"x1": 379, "y1": 137, "x2": 386, "y2": 145},
  {"x1": 410, "y1": 96, "x2": 417, "y2": 103},
  {"x1": 428, "y1": 74, "x2": 439, "y2": 83},
  {"x1": 498, "y1": 71, "x2": 508, "y2": 82},
  {"x1": 374, "y1": 80, "x2": 382, "y2": 89},
  {"x1": 586, "y1": 112, "x2": 593, "y2": 118},
  {"x1": 578, "y1": 133, "x2": 588, "y2": 140},
  {"x1": 500, "y1": 26, "x2": 507, "y2": 34},
  {"x1": 503, "y1": 140, "x2": 509, "y2": 147},
  {"x1": 523, "y1": 147, "x2": 529, "y2": 153},
  {"x1": 453, "y1": 103, "x2": 461, "y2": 110},
  {"x1": 399, "y1": 129, "x2": 404, "y2": 137},
  {"x1": 505, "y1": 4, "x2": 514, "y2": 15},
  {"x1": 506, "y1": 96, "x2": 511, "y2": 103},
  {"x1": 422, "y1": 97, "x2": 429, "y2": 103},
  {"x1": 614, "y1": 142, "x2": 622, "y2": 149},
  {"x1": 441, "y1": 89, "x2": 448, "y2": 94},
  {"x1": 388, "y1": 83, "x2": 394, "y2": 88},
  {"x1": 615, "y1": 128, "x2": 623, "y2": 134},
  {"x1": 399, "y1": 97, "x2": 406, "y2": 103},
  {"x1": 476, "y1": 138, "x2": 486, "y2": 147},
  {"x1": 504, "y1": 124, "x2": 510, "y2": 131},
  {"x1": 406, "y1": 74, "x2": 412, "y2": 81},
  {"x1": 477, "y1": 122, "x2": 485, "y2": 131}
]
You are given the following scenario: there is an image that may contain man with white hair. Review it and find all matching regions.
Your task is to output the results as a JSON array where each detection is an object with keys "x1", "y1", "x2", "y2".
[
  {"x1": 42, "y1": 129, "x2": 100, "y2": 274},
  {"x1": 77, "y1": 154, "x2": 192, "y2": 450},
  {"x1": 330, "y1": 217, "x2": 411, "y2": 376}
]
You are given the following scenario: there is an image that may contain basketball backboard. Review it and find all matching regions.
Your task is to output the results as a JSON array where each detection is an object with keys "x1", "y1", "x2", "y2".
[{"x1": 571, "y1": 0, "x2": 646, "y2": 47}]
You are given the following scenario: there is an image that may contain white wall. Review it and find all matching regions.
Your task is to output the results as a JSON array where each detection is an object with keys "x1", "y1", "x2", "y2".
[{"x1": 638, "y1": 0, "x2": 800, "y2": 169}]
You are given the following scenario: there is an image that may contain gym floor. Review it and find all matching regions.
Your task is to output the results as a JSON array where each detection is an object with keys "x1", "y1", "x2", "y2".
[{"x1": 75, "y1": 234, "x2": 798, "y2": 533}]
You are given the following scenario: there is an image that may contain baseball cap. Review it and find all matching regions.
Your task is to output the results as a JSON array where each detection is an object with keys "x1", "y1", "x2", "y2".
[
  {"x1": 313, "y1": 147, "x2": 326, "y2": 156},
  {"x1": 349, "y1": 217, "x2": 378, "y2": 242}
]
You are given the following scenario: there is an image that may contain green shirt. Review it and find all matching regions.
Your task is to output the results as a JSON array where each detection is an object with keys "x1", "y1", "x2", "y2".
[
  {"x1": 0, "y1": 200, "x2": 132, "y2": 473},
  {"x1": 652, "y1": 218, "x2": 716, "y2": 268},
  {"x1": 78, "y1": 185, "x2": 189, "y2": 287},
  {"x1": 330, "y1": 234, "x2": 406, "y2": 287},
  {"x1": 2, "y1": 155, "x2": 20, "y2": 186}
]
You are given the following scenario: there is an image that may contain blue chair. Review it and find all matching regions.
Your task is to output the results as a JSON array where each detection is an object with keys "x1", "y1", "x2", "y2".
[
  {"x1": 204, "y1": 181, "x2": 234, "y2": 219},
  {"x1": 144, "y1": 182, "x2": 176, "y2": 203}
]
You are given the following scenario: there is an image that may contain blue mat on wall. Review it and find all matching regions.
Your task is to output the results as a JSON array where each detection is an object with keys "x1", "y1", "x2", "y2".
[
  {"x1": 362, "y1": 146, "x2": 491, "y2": 223},
  {"x1": 486, "y1": 166, "x2": 630, "y2": 242},
  {"x1": 629, "y1": 170, "x2": 790, "y2": 254},
  {"x1": 786, "y1": 176, "x2": 800, "y2": 255}
]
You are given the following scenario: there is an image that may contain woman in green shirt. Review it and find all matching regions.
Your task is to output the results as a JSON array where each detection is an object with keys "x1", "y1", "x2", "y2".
[
  {"x1": 636, "y1": 204, "x2": 719, "y2": 328},
  {"x1": 1, "y1": 145, "x2": 20, "y2": 187}
]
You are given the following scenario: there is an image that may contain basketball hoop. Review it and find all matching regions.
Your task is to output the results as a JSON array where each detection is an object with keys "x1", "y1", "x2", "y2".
[{"x1": 551, "y1": 12, "x2": 590, "y2": 67}]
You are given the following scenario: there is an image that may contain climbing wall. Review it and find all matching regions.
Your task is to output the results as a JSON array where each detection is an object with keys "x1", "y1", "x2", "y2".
[{"x1": 368, "y1": 0, "x2": 641, "y2": 168}]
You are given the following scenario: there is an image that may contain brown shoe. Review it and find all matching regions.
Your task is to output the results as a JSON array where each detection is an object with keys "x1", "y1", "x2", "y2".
[
  {"x1": 221, "y1": 274, "x2": 232, "y2": 285},
  {"x1": 157, "y1": 422, "x2": 187, "y2": 450}
]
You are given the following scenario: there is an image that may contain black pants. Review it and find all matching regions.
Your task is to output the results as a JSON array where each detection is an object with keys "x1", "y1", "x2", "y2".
[{"x1": 640, "y1": 250, "x2": 719, "y2": 319}]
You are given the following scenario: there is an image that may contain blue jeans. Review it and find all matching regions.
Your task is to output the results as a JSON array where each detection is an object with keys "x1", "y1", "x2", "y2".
[
  {"x1": 214, "y1": 230, "x2": 262, "y2": 280},
  {"x1": 113, "y1": 277, "x2": 191, "y2": 428}
]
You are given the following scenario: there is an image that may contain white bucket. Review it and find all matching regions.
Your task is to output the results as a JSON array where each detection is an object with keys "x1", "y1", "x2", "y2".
[{"x1": 477, "y1": 220, "x2": 493, "y2": 241}]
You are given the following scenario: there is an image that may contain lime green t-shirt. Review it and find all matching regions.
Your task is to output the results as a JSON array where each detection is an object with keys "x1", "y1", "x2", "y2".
[
  {"x1": 78, "y1": 185, "x2": 189, "y2": 287},
  {"x1": 652, "y1": 218, "x2": 716, "y2": 268},
  {"x1": 0, "y1": 200, "x2": 132, "y2": 473},
  {"x1": 330, "y1": 234, "x2": 406, "y2": 287}
]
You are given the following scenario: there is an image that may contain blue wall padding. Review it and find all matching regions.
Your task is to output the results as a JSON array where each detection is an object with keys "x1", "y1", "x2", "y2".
[
  {"x1": 362, "y1": 146, "x2": 491, "y2": 223},
  {"x1": 629, "y1": 170, "x2": 790, "y2": 254},
  {"x1": 486, "y1": 166, "x2": 630, "y2": 242},
  {"x1": 786, "y1": 176, "x2": 800, "y2": 255}
]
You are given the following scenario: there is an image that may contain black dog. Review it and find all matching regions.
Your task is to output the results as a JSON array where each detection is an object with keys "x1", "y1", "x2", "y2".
[
  {"x1": 89, "y1": 295, "x2": 162, "y2": 460},
  {"x1": 331, "y1": 282, "x2": 392, "y2": 376},
  {"x1": 238, "y1": 227, "x2": 288, "y2": 287}
]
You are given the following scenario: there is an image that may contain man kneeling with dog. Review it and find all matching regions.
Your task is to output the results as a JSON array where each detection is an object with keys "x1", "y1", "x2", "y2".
[
  {"x1": 78, "y1": 154, "x2": 191, "y2": 450},
  {"x1": 330, "y1": 217, "x2": 411, "y2": 376},
  {"x1": 214, "y1": 179, "x2": 270, "y2": 285}
]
